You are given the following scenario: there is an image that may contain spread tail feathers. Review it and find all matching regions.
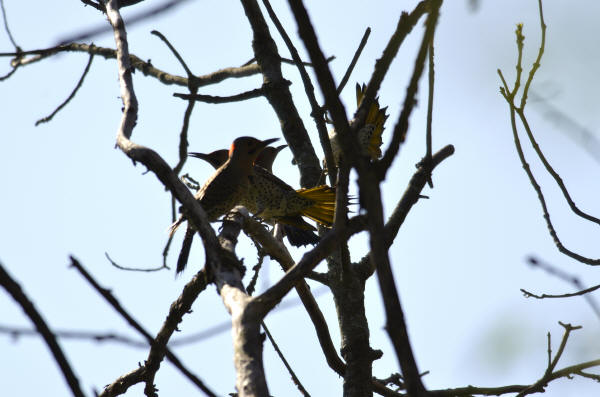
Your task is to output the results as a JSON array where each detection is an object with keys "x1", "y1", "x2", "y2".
[
  {"x1": 296, "y1": 185, "x2": 336, "y2": 227},
  {"x1": 356, "y1": 83, "x2": 389, "y2": 160}
]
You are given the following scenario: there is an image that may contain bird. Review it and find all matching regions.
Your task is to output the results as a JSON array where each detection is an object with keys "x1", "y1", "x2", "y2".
[
  {"x1": 189, "y1": 145, "x2": 335, "y2": 247},
  {"x1": 169, "y1": 136, "x2": 278, "y2": 274},
  {"x1": 327, "y1": 83, "x2": 389, "y2": 166}
]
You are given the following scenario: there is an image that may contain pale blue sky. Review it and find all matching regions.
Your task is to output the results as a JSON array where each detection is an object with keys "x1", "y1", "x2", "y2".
[{"x1": 1, "y1": 1, "x2": 599, "y2": 396}]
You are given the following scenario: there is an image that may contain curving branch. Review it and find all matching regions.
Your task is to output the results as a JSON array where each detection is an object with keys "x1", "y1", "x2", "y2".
[
  {"x1": 497, "y1": 0, "x2": 600, "y2": 266},
  {"x1": 35, "y1": 53, "x2": 94, "y2": 126},
  {"x1": 0, "y1": 43, "x2": 261, "y2": 89}
]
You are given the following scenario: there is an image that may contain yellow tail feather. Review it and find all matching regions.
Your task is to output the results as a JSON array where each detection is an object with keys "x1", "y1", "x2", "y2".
[
  {"x1": 356, "y1": 83, "x2": 389, "y2": 160},
  {"x1": 296, "y1": 185, "x2": 336, "y2": 227}
]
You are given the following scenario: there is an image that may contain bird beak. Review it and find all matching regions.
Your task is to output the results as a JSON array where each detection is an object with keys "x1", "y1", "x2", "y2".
[
  {"x1": 189, "y1": 152, "x2": 208, "y2": 160},
  {"x1": 258, "y1": 137, "x2": 279, "y2": 150},
  {"x1": 274, "y1": 144, "x2": 288, "y2": 153}
]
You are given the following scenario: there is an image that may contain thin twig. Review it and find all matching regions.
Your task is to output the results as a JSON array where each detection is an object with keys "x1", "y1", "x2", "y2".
[
  {"x1": 262, "y1": 322, "x2": 311, "y2": 396},
  {"x1": 58, "y1": 0, "x2": 192, "y2": 45},
  {"x1": 377, "y1": 1, "x2": 441, "y2": 179},
  {"x1": 105, "y1": 252, "x2": 167, "y2": 272},
  {"x1": 0, "y1": 324, "x2": 147, "y2": 348},
  {"x1": 173, "y1": 87, "x2": 265, "y2": 103},
  {"x1": 0, "y1": 0, "x2": 19, "y2": 49},
  {"x1": 0, "y1": 43, "x2": 261, "y2": 89},
  {"x1": 280, "y1": 55, "x2": 335, "y2": 67},
  {"x1": 0, "y1": 261, "x2": 85, "y2": 397},
  {"x1": 521, "y1": 256, "x2": 600, "y2": 320},
  {"x1": 337, "y1": 27, "x2": 371, "y2": 95},
  {"x1": 151, "y1": 30, "x2": 194, "y2": 78},
  {"x1": 424, "y1": 39, "x2": 435, "y2": 187},
  {"x1": 70, "y1": 256, "x2": 215, "y2": 397},
  {"x1": 35, "y1": 54, "x2": 95, "y2": 126},
  {"x1": 498, "y1": 0, "x2": 600, "y2": 265}
]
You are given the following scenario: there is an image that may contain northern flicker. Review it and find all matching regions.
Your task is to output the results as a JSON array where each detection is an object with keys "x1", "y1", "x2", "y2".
[
  {"x1": 328, "y1": 83, "x2": 389, "y2": 166},
  {"x1": 170, "y1": 136, "x2": 278, "y2": 274},
  {"x1": 190, "y1": 146, "x2": 334, "y2": 246}
]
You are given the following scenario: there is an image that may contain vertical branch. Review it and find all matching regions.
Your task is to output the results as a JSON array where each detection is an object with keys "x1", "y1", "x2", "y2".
[
  {"x1": 240, "y1": 0, "x2": 322, "y2": 188},
  {"x1": 260, "y1": 0, "x2": 335, "y2": 186},
  {"x1": 377, "y1": 1, "x2": 441, "y2": 179}
]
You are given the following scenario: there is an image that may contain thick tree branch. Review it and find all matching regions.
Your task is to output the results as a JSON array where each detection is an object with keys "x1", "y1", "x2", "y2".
[
  {"x1": 260, "y1": 0, "x2": 336, "y2": 185},
  {"x1": 240, "y1": 0, "x2": 322, "y2": 188}
]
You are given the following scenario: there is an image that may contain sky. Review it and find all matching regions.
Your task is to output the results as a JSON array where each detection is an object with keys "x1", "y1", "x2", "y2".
[{"x1": 1, "y1": 0, "x2": 600, "y2": 396}]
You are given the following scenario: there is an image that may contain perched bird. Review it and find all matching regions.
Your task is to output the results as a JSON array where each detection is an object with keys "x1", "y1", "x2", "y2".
[
  {"x1": 170, "y1": 136, "x2": 278, "y2": 274},
  {"x1": 328, "y1": 83, "x2": 389, "y2": 166},
  {"x1": 192, "y1": 144, "x2": 287, "y2": 173},
  {"x1": 190, "y1": 145, "x2": 335, "y2": 247}
]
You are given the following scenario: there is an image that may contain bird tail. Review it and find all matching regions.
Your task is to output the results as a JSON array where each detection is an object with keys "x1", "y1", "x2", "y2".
[
  {"x1": 295, "y1": 185, "x2": 336, "y2": 227},
  {"x1": 356, "y1": 83, "x2": 389, "y2": 160},
  {"x1": 176, "y1": 226, "x2": 195, "y2": 275},
  {"x1": 283, "y1": 224, "x2": 320, "y2": 247}
]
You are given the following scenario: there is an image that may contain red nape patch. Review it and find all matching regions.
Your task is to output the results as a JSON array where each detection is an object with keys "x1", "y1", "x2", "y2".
[{"x1": 229, "y1": 141, "x2": 236, "y2": 157}]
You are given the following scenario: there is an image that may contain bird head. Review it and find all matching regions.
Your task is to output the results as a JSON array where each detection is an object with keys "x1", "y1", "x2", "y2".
[
  {"x1": 228, "y1": 136, "x2": 279, "y2": 163},
  {"x1": 255, "y1": 144, "x2": 287, "y2": 172},
  {"x1": 189, "y1": 149, "x2": 229, "y2": 169}
]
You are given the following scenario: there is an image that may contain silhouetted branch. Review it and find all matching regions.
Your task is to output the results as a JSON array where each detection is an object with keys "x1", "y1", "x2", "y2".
[
  {"x1": 0, "y1": 261, "x2": 85, "y2": 397},
  {"x1": 173, "y1": 87, "x2": 265, "y2": 103},
  {"x1": 424, "y1": 39, "x2": 435, "y2": 187},
  {"x1": 377, "y1": 0, "x2": 441, "y2": 179},
  {"x1": 521, "y1": 256, "x2": 600, "y2": 319},
  {"x1": 241, "y1": 0, "x2": 321, "y2": 188},
  {"x1": 262, "y1": 322, "x2": 310, "y2": 396},
  {"x1": 357, "y1": 144, "x2": 454, "y2": 279},
  {"x1": 0, "y1": 43, "x2": 261, "y2": 89},
  {"x1": 0, "y1": 324, "x2": 147, "y2": 347},
  {"x1": 60, "y1": 0, "x2": 192, "y2": 45},
  {"x1": 1, "y1": 0, "x2": 19, "y2": 49},
  {"x1": 261, "y1": 0, "x2": 334, "y2": 185},
  {"x1": 105, "y1": 251, "x2": 166, "y2": 272},
  {"x1": 35, "y1": 54, "x2": 94, "y2": 126},
  {"x1": 358, "y1": 1, "x2": 429, "y2": 142},
  {"x1": 71, "y1": 256, "x2": 215, "y2": 397},
  {"x1": 337, "y1": 27, "x2": 371, "y2": 95}
]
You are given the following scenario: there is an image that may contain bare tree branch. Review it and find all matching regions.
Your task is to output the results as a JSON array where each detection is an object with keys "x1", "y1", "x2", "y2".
[
  {"x1": 377, "y1": 0, "x2": 442, "y2": 179},
  {"x1": 337, "y1": 27, "x2": 371, "y2": 95},
  {"x1": 0, "y1": 43, "x2": 261, "y2": 89},
  {"x1": 70, "y1": 256, "x2": 216, "y2": 397},
  {"x1": 174, "y1": 86, "x2": 266, "y2": 103},
  {"x1": 260, "y1": 0, "x2": 335, "y2": 186},
  {"x1": 60, "y1": 0, "x2": 192, "y2": 45},
  {"x1": 241, "y1": 0, "x2": 322, "y2": 188},
  {"x1": 0, "y1": 261, "x2": 85, "y2": 397},
  {"x1": 35, "y1": 54, "x2": 95, "y2": 126},
  {"x1": 498, "y1": 0, "x2": 600, "y2": 266}
]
